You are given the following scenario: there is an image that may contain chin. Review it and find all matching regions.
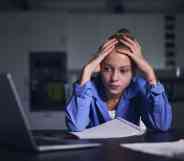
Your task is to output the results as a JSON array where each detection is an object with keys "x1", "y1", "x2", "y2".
[{"x1": 108, "y1": 89, "x2": 122, "y2": 96}]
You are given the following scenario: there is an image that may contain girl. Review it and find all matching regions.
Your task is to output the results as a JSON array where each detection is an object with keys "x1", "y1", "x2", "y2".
[{"x1": 65, "y1": 28, "x2": 172, "y2": 132}]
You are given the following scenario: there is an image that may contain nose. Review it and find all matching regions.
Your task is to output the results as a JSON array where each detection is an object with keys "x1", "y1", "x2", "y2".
[{"x1": 111, "y1": 70, "x2": 119, "y2": 81}]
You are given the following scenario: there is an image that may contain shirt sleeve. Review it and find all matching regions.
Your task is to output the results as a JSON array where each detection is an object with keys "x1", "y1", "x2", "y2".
[
  {"x1": 65, "y1": 81, "x2": 94, "y2": 132},
  {"x1": 136, "y1": 77, "x2": 172, "y2": 131}
]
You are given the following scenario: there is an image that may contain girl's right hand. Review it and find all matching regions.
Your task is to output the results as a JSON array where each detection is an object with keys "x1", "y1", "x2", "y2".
[{"x1": 79, "y1": 38, "x2": 118, "y2": 86}]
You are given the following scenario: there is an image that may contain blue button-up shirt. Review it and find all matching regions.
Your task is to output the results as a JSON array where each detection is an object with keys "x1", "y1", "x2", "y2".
[{"x1": 65, "y1": 75, "x2": 172, "y2": 132}]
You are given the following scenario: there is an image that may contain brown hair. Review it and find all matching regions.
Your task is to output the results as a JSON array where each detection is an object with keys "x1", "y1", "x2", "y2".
[
  {"x1": 109, "y1": 28, "x2": 135, "y2": 50},
  {"x1": 109, "y1": 28, "x2": 137, "y2": 73}
]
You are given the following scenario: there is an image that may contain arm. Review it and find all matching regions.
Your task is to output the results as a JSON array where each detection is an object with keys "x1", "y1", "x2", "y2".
[
  {"x1": 80, "y1": 38, "x2": 118, "y2": 85},
  {"x1": 65, "y1": 81, "x2": 93, "y2": 132},
  {"x1": 118, "y1": 35, "x2": 157, "y2": 86},
  {"x1": 65, "y1": 38, "x2": 118, "y2": 132},
  {"x1": 136, "y1": 77, "x2": 172, "y2": 131},
  {"x1": 117, "y1": 36, "x2": 172, "y2": 131}
]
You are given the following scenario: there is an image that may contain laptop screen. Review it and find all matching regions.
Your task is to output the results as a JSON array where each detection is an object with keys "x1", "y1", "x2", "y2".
[{"x1": 0, "y1": 73, "x2": 36, "y2": 150}]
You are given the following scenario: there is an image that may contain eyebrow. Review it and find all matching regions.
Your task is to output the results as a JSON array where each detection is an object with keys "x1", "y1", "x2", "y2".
[{"x1": 120, "y1": 65, "x2": 132, "y2": 69}]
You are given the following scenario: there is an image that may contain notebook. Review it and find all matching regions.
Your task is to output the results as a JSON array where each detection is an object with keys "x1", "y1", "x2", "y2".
[
  {"x1": 0, "y1": 73, "x2": 100, "y2": 152},
  {"x1": 70, "y1": 117, "x2": 145, "y2": 139}
]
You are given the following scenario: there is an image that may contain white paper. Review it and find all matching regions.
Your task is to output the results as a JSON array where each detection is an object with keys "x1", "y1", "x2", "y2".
[
  {"x1": 70, "y1": 117, "x2": 145, "y2": 139},
  {"x1": 121, "y1": 140, "x2": 184, "y2": 159}
]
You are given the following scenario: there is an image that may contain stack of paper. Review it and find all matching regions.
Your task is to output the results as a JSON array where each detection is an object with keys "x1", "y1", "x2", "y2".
[
  {"x1": 70, "y1": 117, "x2": 145, "y2": 139},
  {"x1": 121, "y1": 140, "x2": 184, "y2": 159}
]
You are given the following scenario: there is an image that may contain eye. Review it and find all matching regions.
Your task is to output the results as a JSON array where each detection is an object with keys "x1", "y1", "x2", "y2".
[
  {"x1": 120, "y1": 69, "x2": 126, "y2": 73},
  {"x1": 103, "y1": 66, "x2": 112, "y2": 72},
  {"x1": 120, "y1": 68, "x2": 131, "y2": 74}
]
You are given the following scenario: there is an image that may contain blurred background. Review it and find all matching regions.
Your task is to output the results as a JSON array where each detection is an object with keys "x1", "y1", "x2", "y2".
[{"x1": 0, "y1": 0, "x2": 184, "y2": 130}]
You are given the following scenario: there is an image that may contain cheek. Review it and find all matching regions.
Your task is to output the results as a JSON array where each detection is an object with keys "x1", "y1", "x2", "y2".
[{"x1": 118, "y1": 73, "x2": 132, "y2": 85}]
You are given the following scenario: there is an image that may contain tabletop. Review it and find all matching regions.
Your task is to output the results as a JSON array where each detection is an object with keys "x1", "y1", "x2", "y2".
[{"x1": 0, "y1": 128, "x2": 184, "y2": 161}]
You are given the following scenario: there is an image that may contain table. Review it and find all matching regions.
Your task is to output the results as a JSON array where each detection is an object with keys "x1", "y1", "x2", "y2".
[{"x1": 0, "y1": 129, "x2": 183, "y2": 161}]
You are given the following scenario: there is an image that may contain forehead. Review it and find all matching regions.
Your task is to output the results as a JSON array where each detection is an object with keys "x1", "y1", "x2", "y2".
[{"x1": 102, "y1": 50, "x2": 132, "y2": 67}]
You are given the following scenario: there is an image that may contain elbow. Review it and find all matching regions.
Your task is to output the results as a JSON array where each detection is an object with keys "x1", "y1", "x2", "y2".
[
  {"x1": 153, "y1": 103, "x2": 173, "y2": 132},
  {"x1": 146, "y1": 112, "x2": 172, "y2": 132},
  {"x1": 155, "y1": 124, "x2": 171, "y2": 132},
  {"x1": 65, "y1": 117, "x2": 88, "y2": 132},
  {"x1": 159, "y1": 109, "x2": 173, "y2": 132},
  {"x1": 159, "y1": 119, "x2": 172, "y2": 132},
  {"x1": 147, "y1": 121, "x2": 171, "y2": 132},
  {"x1": 67, "y1": 122, "x2": 86, "y2": 132},
  {"x1": 154, "y1": 114, "x2": 172, "y2": 132}
]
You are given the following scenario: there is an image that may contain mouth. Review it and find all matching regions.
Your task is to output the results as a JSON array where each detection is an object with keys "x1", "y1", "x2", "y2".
[{"x1": 108, "y1": 84, "x2": 121, "y2": 89}]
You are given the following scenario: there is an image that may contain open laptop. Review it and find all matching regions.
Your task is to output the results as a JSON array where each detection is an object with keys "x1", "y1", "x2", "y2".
[{"x1": 0, "y1": 73, "x2": 100, "y2": 152}]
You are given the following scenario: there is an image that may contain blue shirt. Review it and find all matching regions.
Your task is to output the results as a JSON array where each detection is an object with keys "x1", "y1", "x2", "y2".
[{"x1": 65, "y1": 75, "x2": 172, "y2": 132}]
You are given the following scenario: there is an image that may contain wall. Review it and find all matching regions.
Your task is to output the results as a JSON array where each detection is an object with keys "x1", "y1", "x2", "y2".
[
  {"x1": 67, "y1": 13, "x2": 165, "y2": 70},
  {"x1": 0, "y1": 12, "x2": 182, "y2": 129},
  {"x1": 176, "y1": 14, "x2": 184, "y2": 68},
  {"x1": 0, "y1": 12, "x2": 68, "y2": 129},
  {"x1": 172, "y1": 14, "x2": 184, "y2": 129}
]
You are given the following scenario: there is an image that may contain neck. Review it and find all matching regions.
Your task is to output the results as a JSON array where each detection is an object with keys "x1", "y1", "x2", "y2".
[
  {"x1": 105, "y1": 90, "x2": 122, "y2": 111},
  {"x1": 106, "y1": 96, "x2": 120, "y2": 111},
  {"x1": 105, "y1": 90, "x2": 122, "y2": 101}
]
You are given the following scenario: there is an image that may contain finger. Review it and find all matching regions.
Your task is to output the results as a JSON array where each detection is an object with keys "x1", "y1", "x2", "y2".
[
  {"x1": 124, "y1": 36, "x2": 142, "y2": 54},
  {"x1": 122, "y1": 36, "x2": 138, "y2": 52},
  {"x1": 119, "y1": 38, "x2": 135, "y2": 48},
  {"x1": 99, "y1": 41, "x2": 117, "y2": 56},
  {"x1": 123, "y1": 38, "x2": 143, "y2": 57},
  {"x1": 102, "y1": 38, "x2": 116, "y2": 47},
  {"x1": 104, "y1": 40, "x2": 118, "y2": 50},
  {"x1": 116, "y1": 48, "x2": 133, "y2": 57},
  {"x1": 98, "y1": 38, "x2": 116, "y2": 51},
  {"x1": 103, "y1": 38, "x2": 117, "y2": 49},
  {"x1": 97, "y1": 46, "x2": 114, "y2": 63},
  {"x1": 103, "y1": 44, "x2": 116, "y2": 55},
  {"x1": 99, "y1": 42, "x2": 115, "y2": 55},
  {"x1": 123, "y1": 35, "x2": 136, "y2": 45},
  {"x1": 119, "y1": 39, "x2": 136, "y2": 53},
  {"x1": 100, "y1": 45, "x2": 116, "y2": 59},
  {"x1": 134, "y1": 39, "x2": 142, "y2": 49}
]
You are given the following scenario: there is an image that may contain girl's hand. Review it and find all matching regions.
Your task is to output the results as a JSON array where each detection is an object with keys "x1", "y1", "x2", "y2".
[
  {"x1": 116, "y1": 36, "x2": 157, "y2": 85},
  {"x1": 79, "y1": 38, "x2": 118, "y2": 86}
]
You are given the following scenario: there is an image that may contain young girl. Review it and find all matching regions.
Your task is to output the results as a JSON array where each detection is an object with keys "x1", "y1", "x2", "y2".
[{"x1": 65, "y1": 28, "x2": 172, "y2": 132}]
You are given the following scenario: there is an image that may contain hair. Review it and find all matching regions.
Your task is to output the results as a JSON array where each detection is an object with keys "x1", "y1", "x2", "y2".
[
  {"x1": 111, "y1": 28, "x2": 134, "y2": 39},
  {"x1": 108, "y1": 28, "x2": 137, "y2": 74},
  {"x1": 109, "y1": 28, "x2": 135, "y2": 50}
]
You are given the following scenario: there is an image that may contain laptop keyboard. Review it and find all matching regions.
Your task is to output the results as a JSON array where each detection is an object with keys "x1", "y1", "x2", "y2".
[
  {"x1": 34, "y1": 136, "x2": 68, "y2": 146},
  {"x1": 32, "y1": 130, "x2": 82, "y2": 146},
  {"x1": 32, "y1": 130, "x2": 69, "y2": 145}
]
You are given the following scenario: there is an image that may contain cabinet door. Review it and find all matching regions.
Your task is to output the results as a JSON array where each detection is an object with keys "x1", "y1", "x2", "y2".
[{"x1": 30, "y1": 51, "x2": 67, "y2": 111}]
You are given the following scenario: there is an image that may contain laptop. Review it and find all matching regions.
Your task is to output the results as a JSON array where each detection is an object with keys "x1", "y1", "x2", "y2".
[{"x1": 0, "y1": 73, "x2": 100, "y2": 152}]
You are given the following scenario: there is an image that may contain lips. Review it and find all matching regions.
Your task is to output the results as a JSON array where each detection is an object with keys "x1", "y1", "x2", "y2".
[{"x1": 108, "y1": 84, "x2": 121, "y2": 89}]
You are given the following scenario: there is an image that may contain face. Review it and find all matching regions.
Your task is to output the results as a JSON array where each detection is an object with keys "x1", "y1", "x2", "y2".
[{"x1": 100, "y1": 49, "x2": 133, "y2": 98}]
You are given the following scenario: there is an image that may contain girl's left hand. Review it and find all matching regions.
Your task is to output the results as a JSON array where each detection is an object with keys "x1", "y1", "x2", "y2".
[{"x1": 116, "y1": 36, "x2": 157, "y2": 86}]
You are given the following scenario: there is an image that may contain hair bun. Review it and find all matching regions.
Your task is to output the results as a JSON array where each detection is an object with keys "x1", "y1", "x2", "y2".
[{"x1": 114, "y1": 28, "x2": 135, "y2": 41}]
